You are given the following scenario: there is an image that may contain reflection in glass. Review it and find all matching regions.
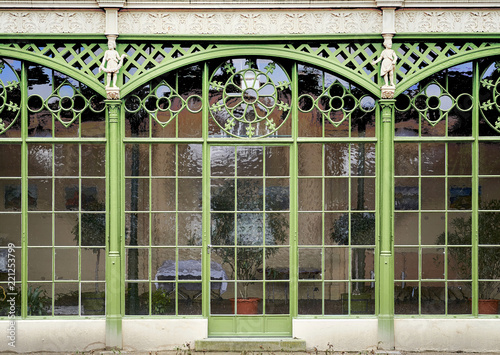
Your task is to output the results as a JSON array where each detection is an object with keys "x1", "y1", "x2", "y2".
[
  {"x1": 178, "y1": 213, "x2": 202, "y2": 246},
  {"x1": 395, "y1": 247, "x2": 418, "y2": 281},
  {"x1": 28, "y1": 248, "x2": 52, "y2": 281},
  {"x1": 81, "y1": 282, "x2": 105, "y2": 316},
  {"x1": 54, "y1": 248, "x2": 78, "y2": 280},
  {"x1": 125, "y1": 282, "x2": 148, "y2": 315},
  {"x1": 448, "y1": 282, "x2": 471, "y2": 315},
  {"x1": 395, "y1": 281, "x2": 418, "y2": 315},
  {"x1": 324, "y1": 282, "x2": 348, "y2": 315},
  {"x1": 298, "y1": 248, "x2": 321, "y2": 279},
  {"x1": 324, "y1": 247, "x2": 349, "y2": 280},
  {"x1": 298, "y1": 144, "x2": 322, "y2": 176},
  {"x1": 298, "y1": 179, "x2": 322, "y2": 211},
  {"x1": 298, "y1": 212, "x2": 322, "y2": 245},
  {"x1": 265, "y1": 282, "x2": 289, "y2": 314},
  {"x1": 178, "y1": 178, "x2": 202, "y2": 211},
  {"x1": 421, "y1": 178, "x2": 445, "y2": 210},
  {"x1": 324, "y1": 178, "x2": 348, "y2": 210},
  {"x1": 394, "y1": 143, "x2": 418, "y2": 176},
  {"x1": 447, "y1": 247, "x2": 471, "y2": 279},
  {"x1": 237, "y1": 146, "x2": 263, "y2": 176},
  {"x1": 421, "y1": 282, "x2": 445, "y2": 314},
  {"x1": 421, "y1": 248, "x2": 444, "y2": 279},
  {"x1": 54, "y1": 283, "x2": 79, "y2": 315},
  {"x1": 395, "y1": 178, "x2": 418, "y2": 210},
  {"x1": 298, "y1": 282, "x2": 321, "y2": 315},
  {"x1": 421, "y1": 212, "x2": 445, "y2": 245},
  {"x1": 394, "y1": 212, "x2": 418, "y2": 245},
  {"x1": 81, "y1": 248, "x2": 105, "y2": 282}
]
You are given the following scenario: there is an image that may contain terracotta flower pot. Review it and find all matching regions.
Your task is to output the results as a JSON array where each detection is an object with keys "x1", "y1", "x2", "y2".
[
  {"x1": 230, "y1": 298, "x2": 260, "y2": 314},
  {"x1": 478, "y1": 299, "x2": 499, "y2": 314}
]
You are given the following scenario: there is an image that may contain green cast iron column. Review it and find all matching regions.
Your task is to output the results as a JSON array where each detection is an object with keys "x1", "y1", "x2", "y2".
[
  {"x1": 377, "y1": 99, "x2": 395, "y2": 350},
  {"x1": 105, "y1": 99, "x2": 122, "y2": 348}
]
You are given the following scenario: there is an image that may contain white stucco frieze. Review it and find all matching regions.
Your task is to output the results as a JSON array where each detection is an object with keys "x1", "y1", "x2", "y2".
[
  {"x1": 118, "y1": 10, "x2": 382, "y2": 35},
  {"x1": 0, "y1": 11, "x2": 105, "y2": 33},
  {"x1": 396, "y1": 10, "x2": 500, "y2": 32}
]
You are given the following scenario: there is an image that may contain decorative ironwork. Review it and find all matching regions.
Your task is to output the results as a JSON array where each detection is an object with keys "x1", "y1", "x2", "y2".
[
  {"x1": 1, "y1": 42, "x2": 106, "y2": 82},
  {"x1": 123, "y1": 80, "x2": 202, "y2": 127},
  {"x1": 480, "y1": 61, "x2": 500, "y2": 133},
  {"x1": 0, "y1": 60, "x2": 21, "y2": 136},
  {"x1": 209, "y1": 59, "x2": 291, "y2": 138},
  {"x1": 27, "y1": 80, "x2": 105, "y2": 128},
  {"x1": 396, "y1": 81, "x2": 471, "y2": 127},
  {"x1": 298, "y1": 80, "x2": 376, "y2": 127},
  {"x1": 395, "y1": 42, "x2": 500, "y2": 88}
]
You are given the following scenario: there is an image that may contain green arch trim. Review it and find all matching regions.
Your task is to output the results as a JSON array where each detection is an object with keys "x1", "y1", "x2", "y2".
[
  {"x1": 395, "y1": 46, "x2": 500, "y2": 96},
  {"x1": 120, "y1": 45, "x2": 381, "y2": 98},
  {"x1": 0, "y1": 47, "x2": 106, "y2": 98}
]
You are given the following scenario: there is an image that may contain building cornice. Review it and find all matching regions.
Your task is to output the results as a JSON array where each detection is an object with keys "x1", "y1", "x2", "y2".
[{"x1": 0, "y1": 0, "x2": 499, "y2": 10}]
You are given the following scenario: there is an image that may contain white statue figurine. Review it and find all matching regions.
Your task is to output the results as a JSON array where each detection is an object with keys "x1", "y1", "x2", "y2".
[
  {"x1": 372, "y1": 38, "x2": 398, "y2": 88},
  {"x1": 99, "y1": 36, "x2": 127, "y2": 89}
]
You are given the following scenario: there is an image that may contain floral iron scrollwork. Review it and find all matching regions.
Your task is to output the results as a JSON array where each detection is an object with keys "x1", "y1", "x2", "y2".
[
  {"x1": 209, "y1": 59, "x2": 291, "y2": 138},
  {"x1": 480, "y1": 61, "x2": 500, "y2": 133},
  {"x1": 0, "y1": 60, "x2": 21, "y2": 136}
]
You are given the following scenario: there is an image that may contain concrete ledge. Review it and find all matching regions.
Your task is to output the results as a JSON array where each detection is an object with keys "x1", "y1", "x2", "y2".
[
  {"x1": 122, "y1": 318, "x2": 207, "y2": 352},
  {"x1": 0, "y1": 319, "x2": 105, "y2": 353},
  {"x1": 395, "y1": 318, "x2": 500, "y2": 353},
  {"x1": 195, "y1": 338, "x2": 306, "y2": 352},
  {"x1": 293, "y1": 318, "x2": 378, "y2": 351}
]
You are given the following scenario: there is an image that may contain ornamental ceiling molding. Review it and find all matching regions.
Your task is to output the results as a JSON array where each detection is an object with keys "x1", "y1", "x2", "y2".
[
  {"x1": 118, "y1": 10, "x2": 382, "y2": 35},
  {"x1": 0, "y1": 11, "x2": 105, "y2": 33},
  {"x1": 395, "y1": 9, "x2": 500, "y2": 32}
]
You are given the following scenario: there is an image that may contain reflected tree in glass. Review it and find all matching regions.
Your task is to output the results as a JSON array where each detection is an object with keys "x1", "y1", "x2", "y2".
[
  {"x1": 210, "y1": 179, "x2": 288, "y2": 299},
  {"x1": 72, "y1": 199, "x2": 105, "y2": 293},
  {"x1": 437, "y1": 199, "x2": 500, "y2": 300}
]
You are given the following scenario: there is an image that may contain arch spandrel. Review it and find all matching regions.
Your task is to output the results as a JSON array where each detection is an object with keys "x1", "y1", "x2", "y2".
[
  {"x1": 2, "y1": 39, "x2": 500, "y2": 100},
  {"x1": 118, "y1": 42, "x2": 384, "y2": 98},
  {"x1": 394, "y1": 41, "x2": 500, "y2": 97},
  {"x1": 0, "y1": 42, "x2": 107, "y2": 98}
]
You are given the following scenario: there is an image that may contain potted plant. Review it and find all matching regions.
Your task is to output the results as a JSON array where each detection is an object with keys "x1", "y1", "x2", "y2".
[
  {"x1": 210, "y1": 179, "x2": 288, "y2": 314},
  {"x1": 437, "y1": 199, "x2": 500, "y2": 314}
]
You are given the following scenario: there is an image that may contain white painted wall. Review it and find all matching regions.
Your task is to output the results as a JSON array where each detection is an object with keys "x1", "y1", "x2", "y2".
[
  {"x1": 293, "y1": 319, "x2": 379, "y2": 351},
  {"x1": 0, "y1": 319, "x2": 105, "y2": 353},
  {"x1": 395, "y1": 319, "x2": 500, "y2": 353},
  {"x1": 122, "y1": 318, "x2": 207, "y2": 352}
]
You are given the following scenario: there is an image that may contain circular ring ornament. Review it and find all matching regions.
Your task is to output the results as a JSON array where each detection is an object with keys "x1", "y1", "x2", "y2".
[
  {"x1": 359, "y1": 95, "x2": 376, "y2": 112},
  {"x1": 456, "y1": 93, "x2": 473, "y2": 112},
  {"x1": 89, "y1": 95, "x2": 106, "y2": 113},
  {"x1": 124, "y1": 95, "x2": 142, "y2": 113},
  {"x1": 298, "y1": 94, "x2": 315, "y2": 113}
]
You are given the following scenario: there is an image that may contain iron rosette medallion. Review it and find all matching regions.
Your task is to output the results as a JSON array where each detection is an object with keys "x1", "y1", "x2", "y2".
[{"x1": 209, "y1": 59, "x2": 291, "y2": 138}]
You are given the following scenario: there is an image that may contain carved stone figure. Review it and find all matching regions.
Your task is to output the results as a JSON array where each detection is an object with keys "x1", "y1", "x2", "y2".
[
  {"x1": 372, "y1": 35, "x2": 397, "y2": 89},
  {"x1": 99, "y1": 35, "x2": 127, "y2": 90}
]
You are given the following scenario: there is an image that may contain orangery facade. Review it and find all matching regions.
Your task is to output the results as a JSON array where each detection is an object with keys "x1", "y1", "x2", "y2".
[{"x1": 0, "y1": 0, "x2": 500, "y2": 353}]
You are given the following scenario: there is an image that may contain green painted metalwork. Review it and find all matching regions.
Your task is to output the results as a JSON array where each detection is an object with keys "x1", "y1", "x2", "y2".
[
  {"x1": 378, "y1": 99, "x2": 395, "y2": 349},
  {"x1": 0, "y1": 42, "x2": 107, "y2": 97},
  {"x1": 209, "y1": 60, "x2": 291, "y2": 138},
  {"x1": 394, "y1": 41, "x2": 500, "y2": 96},
  {"x1": 1, "y1": 35, "x2": 500, "y2": 348},
  {"x1": 106, "y1": 99, "x2": 122, "y2": 347}
]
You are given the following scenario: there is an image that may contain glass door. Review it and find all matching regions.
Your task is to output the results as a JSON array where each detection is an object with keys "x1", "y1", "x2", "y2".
[{"x1": 207, "y1": 144, "x2": 292, "y2": 336}]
